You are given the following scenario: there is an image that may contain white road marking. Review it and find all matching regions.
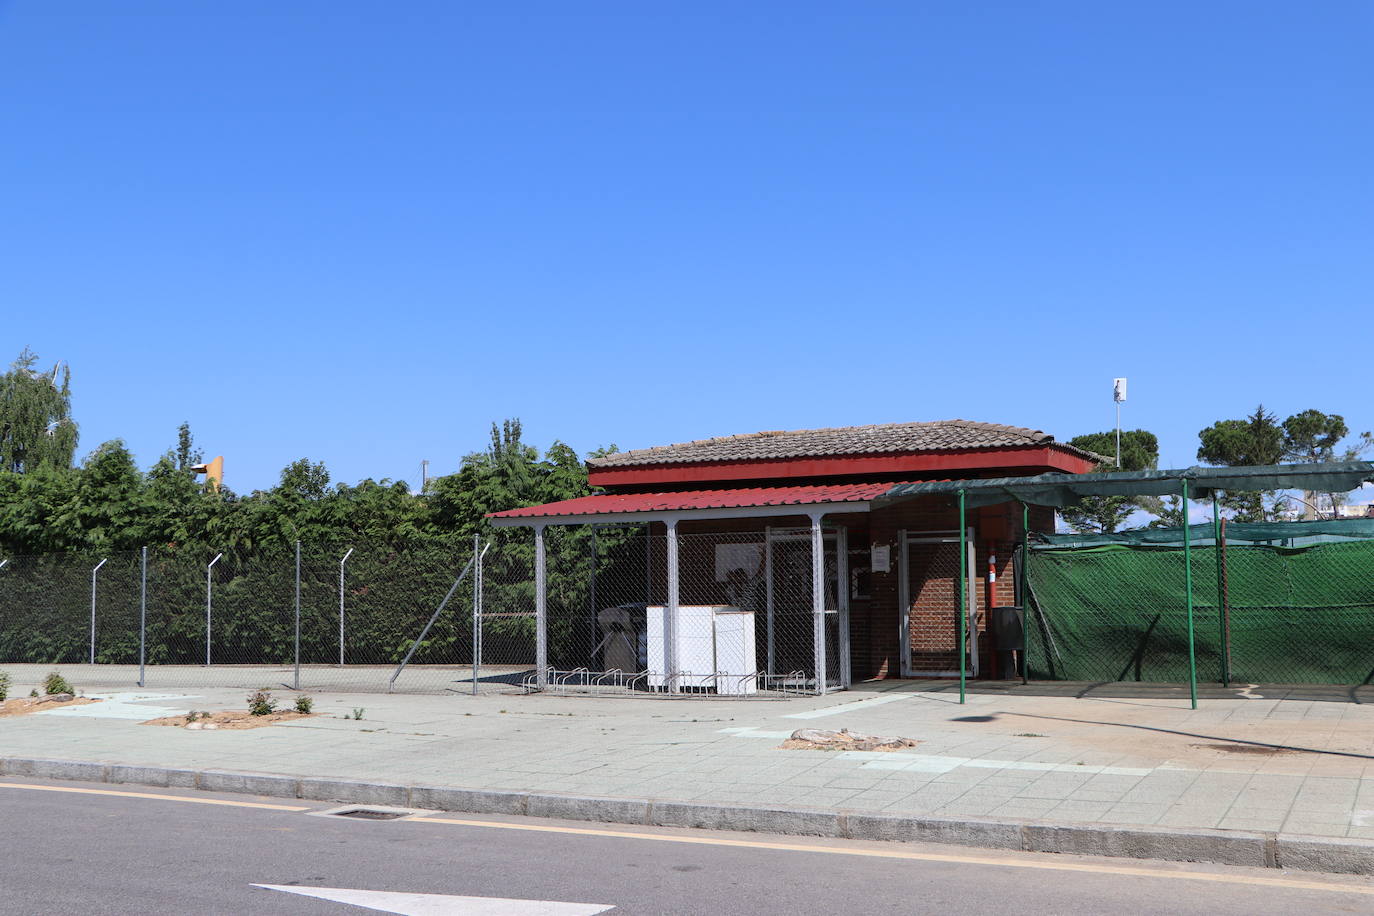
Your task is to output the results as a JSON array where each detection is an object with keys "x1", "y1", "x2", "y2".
[
  {"x1": 36, "y1": 692, "x2": 201, "y2": 720},
  {"x1": 252, "y1": 885, "x2": 614, "y2": 915},
  {"x1": 717, "y1": 726, "x2": 793, "y2": 738}
]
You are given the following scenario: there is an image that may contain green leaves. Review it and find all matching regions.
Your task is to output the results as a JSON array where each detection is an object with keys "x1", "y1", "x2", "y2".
[{"x1": 0, "y1": 417, "x2": 593, "y2": 557}]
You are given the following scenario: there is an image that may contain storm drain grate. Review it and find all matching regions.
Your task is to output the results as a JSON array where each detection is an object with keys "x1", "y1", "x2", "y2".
[{"x1": 330, "y1": 808, "x2": 408, "y2": 820}]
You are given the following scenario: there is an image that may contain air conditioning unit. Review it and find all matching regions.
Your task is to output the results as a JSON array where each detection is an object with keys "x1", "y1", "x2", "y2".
[{"x1": 646, "y1": 605, "x2": 757, "y2": 694}]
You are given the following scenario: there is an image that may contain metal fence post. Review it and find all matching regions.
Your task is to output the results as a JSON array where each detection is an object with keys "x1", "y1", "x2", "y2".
[
  {"x1": 1182, "y1": 480, "x2": 1198, "y2": 710},
  {"x1": 205, "y1": 553, "x2": 222, "y2": 666},
  {"x1": 338, "y1": 547, "x2": 354, "y2": 666},
  {"x1": 472, "y1": 533, "x2": 481, "y2": 696},
  {"x1": 535, "y1": 525, "x2": 548, "y2": 691},
  {"x1": 1212, "y1": 495, "x2": 1229, "y2": 687},
  {"x1": 89, "y1": 557, "x2": 107, "y2": 665},
  {"x1": 294, "y1": 540, "x2": 301, "y2": 690},
  {"x1": 138, "y1": 546, "x2": 147, "y2": 688}
]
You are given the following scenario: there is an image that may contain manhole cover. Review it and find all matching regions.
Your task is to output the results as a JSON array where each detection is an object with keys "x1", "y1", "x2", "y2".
[{"x1": 331, "y1": 808, "x2": 407, "y2": 820}]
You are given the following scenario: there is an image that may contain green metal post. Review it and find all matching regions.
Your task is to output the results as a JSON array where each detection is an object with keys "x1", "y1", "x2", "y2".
[
  {"x1": 958, "y1": 489, "x2": 967, "y2": 704},
  {"x1": 1020, "y1": 501, "x2": 1030, "y2": 685},
  {"x1": 1212, "y1": 494, "x2": 1229, "y2": 687},
  {"x1": 1182, "y1": 480, "x2": 1198, "y2": 709}
]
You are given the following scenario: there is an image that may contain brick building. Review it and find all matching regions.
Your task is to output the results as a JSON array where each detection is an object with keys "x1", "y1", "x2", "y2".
[{"x1": 489, "y1": 420, "x2": 1098, "y2": 691}]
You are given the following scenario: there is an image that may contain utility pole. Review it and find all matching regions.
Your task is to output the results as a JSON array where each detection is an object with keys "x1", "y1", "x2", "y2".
[{"x1": 1112, "y1": 378, "x2": 1128, "y2": 467}]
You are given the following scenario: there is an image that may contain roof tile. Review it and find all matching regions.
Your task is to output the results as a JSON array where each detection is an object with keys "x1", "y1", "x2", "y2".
[{"x1": 588, "y1": 419, "x2": 1086, "y2": 468}]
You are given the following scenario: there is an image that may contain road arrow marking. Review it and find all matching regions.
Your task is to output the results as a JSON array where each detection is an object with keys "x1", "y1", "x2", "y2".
[{"x1": 252, "y1": 885, "x2": 614, "y2": 915}]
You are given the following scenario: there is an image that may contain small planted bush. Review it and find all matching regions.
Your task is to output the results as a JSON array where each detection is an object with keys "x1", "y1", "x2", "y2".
[
  {"x1": 43, "y1": 671, "x2": 73, "y2": 695},
  {"x1": 247, "y1": 688, "x2": 277, "y2": 717},
  {"x1": 0, "y1": 671, "x2": 10, "y2": 701},
  {"x1": 294, "y1": 695, "x2": 313, "y2": 714}
]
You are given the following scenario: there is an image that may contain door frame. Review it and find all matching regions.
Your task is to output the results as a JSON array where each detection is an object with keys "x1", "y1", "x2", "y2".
[{"x1": 897, "y1": 529, "x2": 977, "y2": 678}]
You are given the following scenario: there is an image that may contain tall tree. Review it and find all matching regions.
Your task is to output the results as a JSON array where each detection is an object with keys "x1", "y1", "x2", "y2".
[
  {"x1": 174, "y1": 421, "x2": 203, "y2": 473},
  {"x1": 0, "y1": 348, "x2": 78, "y2": 474},
  {"x1": 1196, "y1": 404, "x2": 1287, "y2": 521},
  {"x1": 1280, "y1": 409, "x2": 1371, "y2": 518},
  {"x1": 1059, "y1": 430, "x2": 1159, "y2": 533}
]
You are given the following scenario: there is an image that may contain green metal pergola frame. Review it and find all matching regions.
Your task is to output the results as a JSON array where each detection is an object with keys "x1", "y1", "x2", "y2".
[{"x1": 883, "y1": 462, "x2": 1374, "y2": 708}]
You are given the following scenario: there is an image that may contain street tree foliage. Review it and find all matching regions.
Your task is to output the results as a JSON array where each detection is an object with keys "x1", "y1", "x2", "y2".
[
  {"x1": 1196, "y1": 405, "x2": 1370, "y2": 521},
  {"x1": 0, "y1": 349, "x2": 78, "y2": 474},
  {"x1": 1059, "y1": 430, "x2": 1159, "y2": 534},
  {"x1": 0, "y1": 416, "x2": 602, "y2": 557}
]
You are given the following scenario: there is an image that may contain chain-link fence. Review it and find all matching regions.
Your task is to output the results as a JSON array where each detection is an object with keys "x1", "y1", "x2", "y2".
[
  {"x1": 0, "y1": 525, "x2": 849, "y2": 698},
  {"x1": 533, "y1": 526, "x2": 847, "y2": 696},
  {"x1": 0, "y1": 539, "x2": 529, "y2": 695},
  {"x1": 1022, "y1": 523, "x2": 1374, "y2": 686}
]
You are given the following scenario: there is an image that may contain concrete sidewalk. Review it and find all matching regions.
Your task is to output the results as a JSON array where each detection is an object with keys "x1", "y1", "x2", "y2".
[{"x1": 5, "y1": 673, "x2": 1374, "y2": 871}]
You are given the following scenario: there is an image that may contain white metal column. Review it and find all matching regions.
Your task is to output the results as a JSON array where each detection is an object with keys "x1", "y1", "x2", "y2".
[
  {"x1": 809, "y1": 511, "x2": 826, "y2": 695},
  {"x1": 764, "y1": 525, "x2": 775, "y2": 677},
  {"x1": 534, "y1": 524, "x2": 548, "y2": 690},
  {"x1": 665, "y1": 517, "x2": 680, "y2": 694}
]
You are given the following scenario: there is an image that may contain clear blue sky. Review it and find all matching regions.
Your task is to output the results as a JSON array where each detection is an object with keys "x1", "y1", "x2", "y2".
[{"x1": 4, "y1": 1, "x2": 1371, "y2": 493}]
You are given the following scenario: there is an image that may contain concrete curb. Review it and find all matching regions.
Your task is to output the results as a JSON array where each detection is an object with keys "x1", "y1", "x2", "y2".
[{"x1": 5, "y1": 755, "x2": 1372, "y2": 875}]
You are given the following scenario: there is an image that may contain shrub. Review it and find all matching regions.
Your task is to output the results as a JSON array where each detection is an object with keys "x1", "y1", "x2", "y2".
[
  {"x1": 247, "y1": 688, "x2": 277, "y2": 717},
  {"x1": 294, "y1": 695, "x2": 313, "y2": 714},
  {"x1": 0, "y1": 671, "x2": 9, "y2": 702},
  {"x1": 43, "y1": 671, "x2": 73, "y2": 695}
]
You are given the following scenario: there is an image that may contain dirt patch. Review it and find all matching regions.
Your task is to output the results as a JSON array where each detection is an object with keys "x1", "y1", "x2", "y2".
[
  {"x1": 1190, "y1": 742, "x2": 1303, "y2": 756},
  {"x1": 779, "y1": 728, "x2": 920, "y2": 752},
  {"x1": 142, "y1": 710, "x2": 316, "y2": 730},
  {"x1": 0, "y1": 695, "x2": 100, "y2": 718}
]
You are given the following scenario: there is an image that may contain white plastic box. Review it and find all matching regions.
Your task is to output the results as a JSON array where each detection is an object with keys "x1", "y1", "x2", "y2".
[{"x1": 647, "y1": 605, "x2": 757, "y2": 694}]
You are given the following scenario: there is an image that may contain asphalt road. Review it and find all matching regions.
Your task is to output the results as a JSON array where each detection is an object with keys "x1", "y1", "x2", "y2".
[{"x1": 2, "y1": 778, "x2": 1373, "y2": 915}]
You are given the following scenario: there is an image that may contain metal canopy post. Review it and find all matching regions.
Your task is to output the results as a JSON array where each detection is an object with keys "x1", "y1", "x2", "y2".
[
  {"x1": 958, "y1": 489, "x2": 967, "y2": 704},
  {"x1": 338, "y1": 547, "x2": 354, "y2": 667},
  {"x1": 205, "y1": 553, "x2": 222, "y2": 666},
  {"x1": 665, "y1": 518, "x2": 680, "y2": 694},
  {"x1": 1182, "y1": 480, "x2": 1198, "y2": 710},
  {"x1": 89, "y1": 557, "x2": 107, "y2": 665},
  {"x1": 138, "y1": 546, "x2": 147, "y2": 688},
  {"x1": 810, "y1": 511, "x2": 826, "y2": 696},
  {"x1": 535, "y1": 525, "x2": 548, "y2": 691}
]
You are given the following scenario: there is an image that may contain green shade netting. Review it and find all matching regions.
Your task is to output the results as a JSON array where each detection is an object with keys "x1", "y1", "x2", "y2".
[{"x1": 1024, "y1": 539, "x2": 1374, "y2": 684}]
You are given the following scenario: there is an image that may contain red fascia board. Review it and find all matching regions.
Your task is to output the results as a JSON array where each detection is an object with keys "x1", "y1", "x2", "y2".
[
  {"x1": 587, "y1": 447, "x2": 1096, "y2": 489},
  {"x1": 486, "y1": 482, "x2": 892, "y2": 520}
]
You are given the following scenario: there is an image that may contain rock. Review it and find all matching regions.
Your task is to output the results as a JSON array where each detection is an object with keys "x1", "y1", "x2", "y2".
[
  {"x1": 39, "y1": 693, "x2": 75, "y2": 704},
  {"x1": 786, "y1": 727, "x2": 919, "y2": 752},
  {"x1": 186, "y1": 722, "x2": 203, "y2": 730}
]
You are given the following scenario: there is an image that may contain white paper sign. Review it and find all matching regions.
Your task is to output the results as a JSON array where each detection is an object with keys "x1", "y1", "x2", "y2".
[{"x1": 871, "y1": 543, "x2": 891, "y2": 573}]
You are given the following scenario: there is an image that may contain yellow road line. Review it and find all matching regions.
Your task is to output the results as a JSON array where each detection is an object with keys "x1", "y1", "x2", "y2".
[
  {"x1": 0, "y1": 781, "x2": 309, "y2": 811},
  {"x1": 416, "y1": 816, "x2": 1374, "y2": 897}
]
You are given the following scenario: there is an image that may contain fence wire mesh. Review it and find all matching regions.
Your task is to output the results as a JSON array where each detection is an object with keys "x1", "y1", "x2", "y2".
[
  {"x1": 1023, "y1": 534, "x2": 1374, "y2": 685},
  {"x1": 533, "y1": 527, "x2": 845, "y2": 696}
]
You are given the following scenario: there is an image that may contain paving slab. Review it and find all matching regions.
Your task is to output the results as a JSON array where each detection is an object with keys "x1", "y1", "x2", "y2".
[{"x1": 6, "y1": 672, "x2": 1374, "y2": 870}]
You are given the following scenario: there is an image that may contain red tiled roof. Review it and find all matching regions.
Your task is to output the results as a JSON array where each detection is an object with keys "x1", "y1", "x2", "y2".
[
  {"x1": 487, "y1": 482, "x2": 896, "y2": 520},
  {"x1": 588, "y1": 419, "x2": 1105, "y2": 468}
]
